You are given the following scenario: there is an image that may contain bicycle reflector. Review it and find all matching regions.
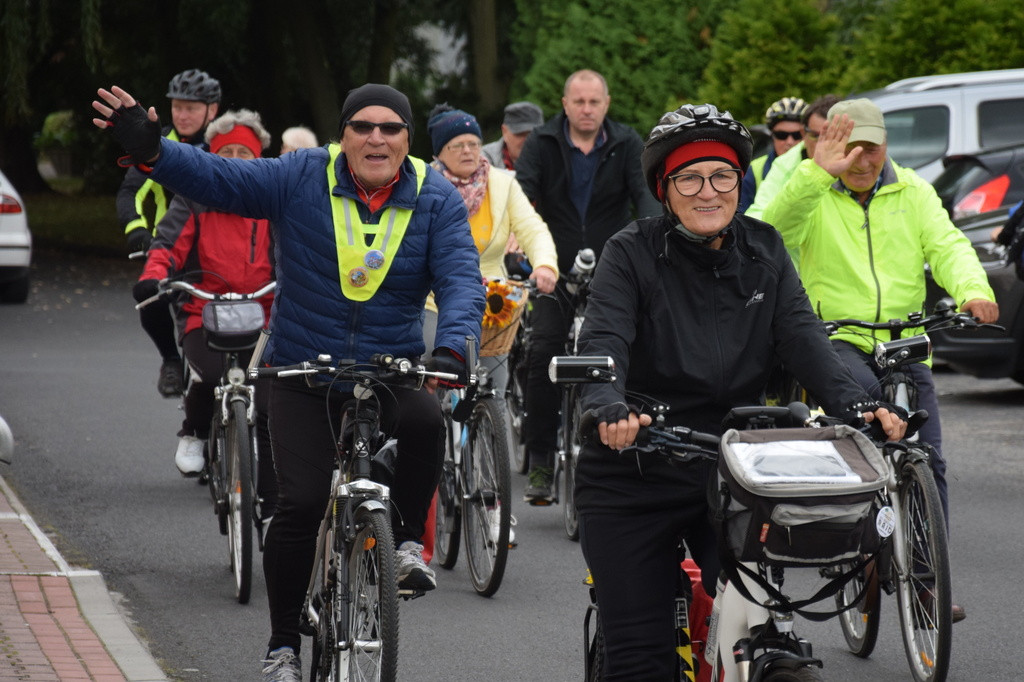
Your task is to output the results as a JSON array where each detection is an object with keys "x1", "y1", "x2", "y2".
[
  {"x1": 548, "y1": 356, "x2": 616, "y2": 384},
  {"x1": 873, "y1": 335, "x2": 932, "y2": 368}
]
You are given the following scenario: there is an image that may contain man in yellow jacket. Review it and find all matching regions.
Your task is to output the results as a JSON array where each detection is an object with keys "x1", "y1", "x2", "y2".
[{"x1": 763, "y1": 98, "x2": 998, "y2": 624}]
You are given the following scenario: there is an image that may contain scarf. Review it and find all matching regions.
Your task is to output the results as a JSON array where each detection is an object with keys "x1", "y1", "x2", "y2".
[{"x1": 432, "y1": 157, "x2": 490, "y2": 217}]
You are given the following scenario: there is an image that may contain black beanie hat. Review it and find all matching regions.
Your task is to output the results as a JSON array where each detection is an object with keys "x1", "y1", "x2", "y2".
[{"x1": 338, "y1": 83, "x2": 414, "y2": 143}]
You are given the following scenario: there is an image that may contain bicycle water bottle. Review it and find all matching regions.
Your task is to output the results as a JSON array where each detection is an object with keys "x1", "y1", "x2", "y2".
[{"x1": 566, "y1": 248, "x2": 595, "y2": 294}]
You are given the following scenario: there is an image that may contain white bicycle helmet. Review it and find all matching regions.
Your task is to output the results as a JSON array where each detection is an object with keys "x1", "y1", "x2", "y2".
[{"x1": 764, "y1": 97, "x2": 808, "y2": 128}]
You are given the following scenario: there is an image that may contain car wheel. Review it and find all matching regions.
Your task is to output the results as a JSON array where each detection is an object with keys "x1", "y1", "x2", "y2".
[{"x1": 0, "y1": 274, "x2": 29, "y2": 304}]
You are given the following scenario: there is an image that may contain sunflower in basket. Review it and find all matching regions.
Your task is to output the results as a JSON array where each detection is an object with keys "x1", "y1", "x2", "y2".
[{"x1": 482, "y1": 279, "x2": 520, "y2": 329}]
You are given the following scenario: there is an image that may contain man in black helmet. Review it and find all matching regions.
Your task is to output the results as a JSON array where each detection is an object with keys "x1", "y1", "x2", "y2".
[
  {"x1": 574, "y1": 103, "x2": 905, "y2": 680},
  {"x1": 117, "y1": 69, "x2": 221, "y2": 398}
]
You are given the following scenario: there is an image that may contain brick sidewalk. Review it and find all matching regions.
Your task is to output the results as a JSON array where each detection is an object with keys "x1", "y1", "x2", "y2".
[{"x1": 0, "y1": 478, "x2": 167, "y2": 681}]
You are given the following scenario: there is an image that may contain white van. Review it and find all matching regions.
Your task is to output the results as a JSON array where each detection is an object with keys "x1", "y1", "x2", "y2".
[{"x1": 862, "y1": 68, "x2": 1024, "y2": 182}]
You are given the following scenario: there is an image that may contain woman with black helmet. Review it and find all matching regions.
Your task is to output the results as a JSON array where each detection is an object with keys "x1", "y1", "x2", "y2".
[{"x1": 574, "y1": 103, "x2": 906, "y2": 680}]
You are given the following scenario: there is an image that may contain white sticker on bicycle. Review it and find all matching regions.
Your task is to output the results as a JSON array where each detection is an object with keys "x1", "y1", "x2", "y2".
[{"x1": 876, "y1": 506, "x2": 896, "y2": 538}]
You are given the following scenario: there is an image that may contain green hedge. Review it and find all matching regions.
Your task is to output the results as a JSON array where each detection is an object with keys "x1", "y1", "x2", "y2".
[{"x1": 23, "y1": 193, "x2": 123, "y2": 257}]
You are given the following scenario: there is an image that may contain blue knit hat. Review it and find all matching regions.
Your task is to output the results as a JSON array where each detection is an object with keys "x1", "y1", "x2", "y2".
[{"x1": 427, "y1": 106, "x2": 482, "y2": 156}]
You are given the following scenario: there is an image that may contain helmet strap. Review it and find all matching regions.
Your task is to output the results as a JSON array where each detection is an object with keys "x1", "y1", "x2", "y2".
[{"x1": 672, "y1": 221, "x2": 728, "y2": 245}]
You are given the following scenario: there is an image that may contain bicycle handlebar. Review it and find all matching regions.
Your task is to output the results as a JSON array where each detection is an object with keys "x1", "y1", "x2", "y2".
[
  {"x1": 134, "y1": 278, "x2": 277, "y2": 310},
  {"x1": 822, "y1": 299, "x2": 1004, "y2": 338},
  {"x1": 251, "y1": 353, "x2": 458, "y2": 384}
]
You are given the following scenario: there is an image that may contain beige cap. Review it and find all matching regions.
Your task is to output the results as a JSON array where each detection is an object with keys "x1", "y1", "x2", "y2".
[{"x1": 828, "y1": 98, "x2": 886, "y2": 145}]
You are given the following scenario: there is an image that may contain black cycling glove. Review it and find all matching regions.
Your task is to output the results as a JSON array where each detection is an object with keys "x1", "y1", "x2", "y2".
[
  {"x1": 126, "y1": 227, "x2": 153, "y2": 254},
  {"x1": 107, "y1": 103, "x2": 162, "y2": 165},
  {"x1": 132, "y1": 279, "x2": 160, "y2": 303},
  {"x1": 426, "y1": 349, "x2": 467, "y2": 389}
]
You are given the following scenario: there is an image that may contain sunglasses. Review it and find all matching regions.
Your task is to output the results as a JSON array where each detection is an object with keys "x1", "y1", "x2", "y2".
[
  {"x1": 804, "y1": 127, "x2": 821, "y2": 140},
  {"x1": 772, "y1": 130, "x2": 803, "y2": 141},
  {"x1": 344, "y1": 120, "x2": 409, "y2": 136}
]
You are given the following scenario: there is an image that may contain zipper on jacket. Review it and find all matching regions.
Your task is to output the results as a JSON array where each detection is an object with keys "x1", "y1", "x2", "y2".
[
  {"x1": 346, "y1": 303, "x2": 363, "y2": 360},
  {"x1": 863, "y1": 206, "x2": 884, "y2": 343},
  {"x1": 711, "y1": 272, "x2": 726, "y2": 402},
  {"x1": 250, "y1": 221, "x2": 257, "y2": 263}
]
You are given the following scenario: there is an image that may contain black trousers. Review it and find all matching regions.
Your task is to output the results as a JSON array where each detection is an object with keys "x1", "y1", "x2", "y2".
[
  {"x1": 579, "y1": 503, "x2": 720, "y2": 681},
  {"x1": 523, "y1": 283, "x2": 574, "y2": 469},
  {"x1": 263, "y1": 378, "x2": 444, "y2": 653},
  {"x1": 139, "y1": 298, "x2": 180, "y2": 361}
]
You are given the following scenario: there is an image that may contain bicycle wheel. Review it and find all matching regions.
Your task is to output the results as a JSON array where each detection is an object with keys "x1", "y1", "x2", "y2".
[
  {"x1": 586, "y1": 612, "x2": 605, "y2": 682},
  {"x1": 343, "y1": 506, "x2": 399, "y2": 681},
  {"x1": 207, "y1": 420, "x2": 229, "y2": 536},
  {"x1": 560, "y1": 387, "x2": 581, "y2": 541},
  {"x1": 462, "y1": 398, "x2": 512, "y2": 597},
  {"x1": 307, "y1": 520, "x2": 337, "y2": 681},
  {"x1": 832, "y1": 558, "x2": 881, "y2": 657},
  {"x1": 434, "y1": 397, "x2": 461, "y2": 570},
  {"x1": 505, "y1": 326, "x2": 530, "y2": 474},
  {"x1": 894, "y1": 458, "x2": 951, "y2": 682},
  {"x1": 226, "y1": 399, "x2": 253, "y2": 604}
]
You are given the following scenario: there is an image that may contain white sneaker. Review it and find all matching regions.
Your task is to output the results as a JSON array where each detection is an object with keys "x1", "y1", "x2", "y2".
[
  {"x1": 174, "y1": 435, "x2": 205, "y2": 477},
  {"x1": 488, "y1": 507, "x2": 518, "y2": 548},
  {"x1": 261, "y1": 646, "x2": 301, "y2": 682},
  {"x1": 395, "y1": 541, "x2": 436, "y2": 591}
]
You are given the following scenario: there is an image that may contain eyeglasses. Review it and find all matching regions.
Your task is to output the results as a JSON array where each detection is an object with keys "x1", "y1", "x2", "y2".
[
  {"x1": 772, "y1": 130, "x2": 803, "y2": 141},
  {"x1": 445, "y1": 141, "x2": 481, "y2": 153},
  {"x1": 344, "y1": 120, "x2": 409, "y2": 136},
  {"x1": 667, "y1": 169, "x2": 742, "y2": 197},
  {"x1": 804, "y1": 127, "x2": 821, "y2": 140}
]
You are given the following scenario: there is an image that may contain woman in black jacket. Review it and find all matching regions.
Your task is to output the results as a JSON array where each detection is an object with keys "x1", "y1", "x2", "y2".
[{"x1": 574, "y1": 103, "x2": 906, "y2": 681}]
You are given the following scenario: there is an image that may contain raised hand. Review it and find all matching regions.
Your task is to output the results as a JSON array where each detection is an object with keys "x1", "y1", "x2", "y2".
[
  {"x1": 91, "y1": 86, "x2": 157, "y2": 129},
  {"x1": 812, "y1": 113, "x2": 862, "y2": 178},
  {"x1": 91, "y1": 86, "x2": 162, "y2": 165}
]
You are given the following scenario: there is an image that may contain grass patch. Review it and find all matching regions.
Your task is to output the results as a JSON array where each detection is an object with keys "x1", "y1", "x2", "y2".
[{"x1": 23, "y1": 192, "x2": 123, "y2": 257}]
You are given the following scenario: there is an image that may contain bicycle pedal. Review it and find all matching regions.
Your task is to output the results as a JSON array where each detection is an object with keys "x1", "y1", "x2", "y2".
[{"x1": 398, "y1": 588, "x2": 426, "y2": 601}]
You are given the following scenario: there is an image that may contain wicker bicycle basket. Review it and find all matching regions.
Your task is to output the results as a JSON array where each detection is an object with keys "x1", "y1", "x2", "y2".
[{"x1": 479, "y1": 280, "x2": 529, "y2": 357}]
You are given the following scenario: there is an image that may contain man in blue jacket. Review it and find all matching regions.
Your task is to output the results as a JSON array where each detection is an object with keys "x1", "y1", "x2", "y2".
[{"x1": 93, "y1": 83, "x2": 485, "y2": 682}]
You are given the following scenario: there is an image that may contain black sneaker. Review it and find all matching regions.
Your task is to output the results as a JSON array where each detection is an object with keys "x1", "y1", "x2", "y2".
[
  {"x1": 524, "y1": 466, "x2": 554, "y2": 505},
  {"x1": 158, "y1": 359, "x2": 184, "y2": 397}
]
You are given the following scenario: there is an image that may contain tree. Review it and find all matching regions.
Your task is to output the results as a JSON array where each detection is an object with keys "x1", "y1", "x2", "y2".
[
  {"x1": 0, "y1": 0, "x2": 455, "y2": 192},
  {"x1": 513, "y1": 0, "x2": 728, "y2": 134},
  {"x1": 697, "y1": 0, "x2": 844, "y2": 126},
  {"x1": 840, "y1": 0, "x2": 1024, "y2": 93}
]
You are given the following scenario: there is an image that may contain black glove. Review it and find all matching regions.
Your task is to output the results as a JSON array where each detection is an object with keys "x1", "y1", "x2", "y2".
[
  {"x1": 126, "y1": 227, "x2": 152, "y2": 254},
  {"x1": 426, "y1": 349, "x2": 467, "y2": 389},
  {"x1": 107, "y1": 103, "x2": 162, "y2": 165},
  {"x1": 132, "y1": 279, "x2": 160, "y2": 303}
]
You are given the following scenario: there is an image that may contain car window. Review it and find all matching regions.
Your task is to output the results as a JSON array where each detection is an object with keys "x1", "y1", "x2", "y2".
[
  {"x1": 978, "y1": 98, "x2": 1024, "y2": 149},
  {"x1": 882, "y1": 106, "x2": 950, "y2": 169}
]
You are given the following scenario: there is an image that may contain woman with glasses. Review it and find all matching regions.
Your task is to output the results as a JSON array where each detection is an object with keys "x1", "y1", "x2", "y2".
[
  {"x1": 423, "y1": 104, "x2": 559, "y2": 386},
  {"x1": 738, "y1": 96, "x2": 807, "y2": 213},
  {"x1": 574, "y1": 103, "x2": 905, "y2": 679}
]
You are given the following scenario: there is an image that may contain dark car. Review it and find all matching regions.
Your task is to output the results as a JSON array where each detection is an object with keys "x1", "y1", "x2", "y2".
[
  {"x1": 931, "y1": 142, "x2": 1024, "y2": 220},
  {"x1": 926, "y1": 205, "x2": 1024, "y2": 383}
]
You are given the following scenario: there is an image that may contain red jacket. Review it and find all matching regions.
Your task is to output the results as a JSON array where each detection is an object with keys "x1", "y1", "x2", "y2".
[{"x1": 141, "y1": 195, "x2": 275, "y2": 337}]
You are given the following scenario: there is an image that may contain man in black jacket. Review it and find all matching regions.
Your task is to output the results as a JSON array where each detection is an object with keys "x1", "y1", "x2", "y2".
[
  {"x1": 515, "y1": 69, "x2": 660, "y2": 503},
  {"x1": 117, "y1": 69, "x2": 221, "y2": 398}
]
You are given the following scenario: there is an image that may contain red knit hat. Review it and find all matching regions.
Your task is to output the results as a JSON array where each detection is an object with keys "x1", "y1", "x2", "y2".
[
  {"x1": 210, "y1": 125, "x2": 263, "y2": 157},
  {"x1": 658, "y1": 141, "x2": 740, "y2": 200}
]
